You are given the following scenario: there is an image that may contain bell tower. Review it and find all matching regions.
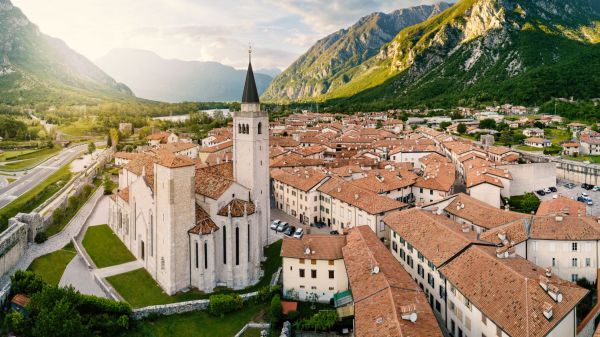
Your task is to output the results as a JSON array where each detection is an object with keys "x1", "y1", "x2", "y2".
[{"x1": 233, "y1": 47, "x2": 270, "y2": 249}]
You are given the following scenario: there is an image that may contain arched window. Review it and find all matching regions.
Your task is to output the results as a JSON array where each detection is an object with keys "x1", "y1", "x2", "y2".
[
  {"x1": 245, "y1": 124, "x2": 249, "y2": 134},
  {"x1": 235, "y1": 227, "x2": 240, "y2": 266},
  {"x1": 258, "y1": 122, "x2": 262, "y2": 134},
  {"x1": 223, "y1": 225, "x2": 227, "y2": 264},
  {"x1": 204, "y1": 242, "x2": 208, "y2": 269},
  {"x1": 238, "y1": 124, "x2": 242, "y2": 134}
]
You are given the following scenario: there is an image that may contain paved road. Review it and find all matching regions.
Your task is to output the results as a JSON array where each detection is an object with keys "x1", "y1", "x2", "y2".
[
  {"x1": 60, "y1": 256, "x2": 107, "y2": 298},
  {"x1": 0, "y1": 144, "x2": 86, "y2": 209}
]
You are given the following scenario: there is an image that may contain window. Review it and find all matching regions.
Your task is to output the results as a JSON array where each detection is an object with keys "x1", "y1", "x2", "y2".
[
  {"x1": 299, "y1": 269, "x2": 305, "y2": 278},
  {"x1": 329, "y1": 270, "x2": 334, "y2": 279},
  {"x1": 572, "y1": 258, "x2": 578, "y2": 267},
  {"x1": 235, "y1": 227, "x2": 240, "y2": 266},
  {"x1": 204, "y1": 242, "x2": 208, "y2": 269},
  {"x1": 430, "y1": 190, "x2": 433, "y2": 195},
  {"x1": 435, "y1": 300, "x2": 441, "y2": 312},
  {"x1": 439, "y1": 286, "x2": 445, "y2": 298},
  {"x1": 195, "y1": 242, "x2": 199, "y2": 269},
  {"x1": 392, "y1": 241, "x2": 398, "y2": 252},
  {"x1": 572, "y1": 242, "x2": 578, "y2": 252},
  {"x1": 420, "y1": 188, "x2": 424, "y2": 193},
  {"x1": 464, "y1": 298, "x2": 472, "y2": 311},
  {"x1": 572, "y1": 274, "x2": 579, "y2": 282},
  {"x1": 328, "y1": 260, "x2": 334, "y2": 266},
  {"x1": 586, "y1": 258, "x2": 591, "y2": 267},
  {"x1": 311, "y1": 270, "x2": 317, "y2": 278},
  {"x1": 258, "y1": 122, "x2": 262, "y2": 134},
  {"x1": 299, "y1": 258, "x2": 305, "y2": 264},
  {"x1": 223, "y1": 225, "x2": 227, "y2": 264},
  {"x1": 552, "y1": 258, "x2": 556, "y2": 267},
  {"x1": 311, "y1": 259, "x2": 317, "y2": 265}
]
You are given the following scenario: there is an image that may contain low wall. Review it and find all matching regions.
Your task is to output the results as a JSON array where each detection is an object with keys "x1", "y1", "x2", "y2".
[
  {"x1": 131, "y1": 291, "x2": 258, "y2": 320},
  {"x1": 234, "y1": 322, "x2": 271, "y2": 337},
  {"x1": 0, "y1": 218, "x2": 28, "y2": 281},
  {"x1": 498, "y1": 162, "x2": 556, "y2": 196}
]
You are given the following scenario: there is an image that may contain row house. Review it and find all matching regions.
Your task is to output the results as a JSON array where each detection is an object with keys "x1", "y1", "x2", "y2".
[{"x1": 271, "y1": 168, "x2": 329, "y2": 225}]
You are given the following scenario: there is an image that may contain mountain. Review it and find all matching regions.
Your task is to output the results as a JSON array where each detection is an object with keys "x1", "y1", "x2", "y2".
[
  {"x1": 96, "y1": 48, "x2": 274, "y2": 102},
  {"x1": 0, "y1": 0, "x2": 133, "y2": 105},
  {"x1": 265, "y1": 0, "x2": 600, "y2": 109},
  {"x1": 262, "y1": 2, "x2": 452, "y2": 101}
]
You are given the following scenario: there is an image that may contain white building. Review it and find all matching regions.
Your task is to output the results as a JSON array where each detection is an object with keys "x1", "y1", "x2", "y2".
[
  {"x1": 108, "y1": 57, "x2": 269, "y2": 294},
  {"x1": 281, "y1": 235, "x2": 348, "y2": 303}
]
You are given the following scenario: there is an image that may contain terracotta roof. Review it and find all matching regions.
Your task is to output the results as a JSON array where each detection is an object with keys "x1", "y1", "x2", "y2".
[
  {"x1": 146, "y1": 131, "x2": 170, "y2": 141},
  {"x1": 350, "y1": 169, "x2": 417, "y2": 194},
  {"x1": 384, "y1": 209, "x2": 480, "y2": 266},
  {"x1": 444, "y1": 194, "x2": 524, "y2": 230},
  {"x1": 414, "y1": 160, "x2": 456, "y2": 192},
  {"x1": 440, "y1": 245, "x2": 587, "y2": 337},
  {"x1": 281, "y1": 235, "x2": 346, "y2": 260},
  {"x1": 159, "y1": 142, "x2": 198, "y2": 154},
  {"x1": 153, "y1": 149, "x2": 195, "y2": 168},
  {"x1": 271, "y1": 167, "x2": 328, "y2": 192},
  {"x1": 195, "y1": 162, "x2": 234, "y2": 199},
  {"x1": 199, "y1": 140, "x2": 233, "y2": 153},
  {"x1": 270, "y1": 153, "x2": 326, "y2": 168},
  {"x1": 217, "y1": 199, "x2": 256, "y2": 217},
  {"x1": 525, "y1": 137, "x2": 550, "y2": 144},
  {"x1": 318, "y1": 178, "x2": 406, "y2": 215},
  {"x1": 529, "y1": 216, "x2": 600, "y2": 241},
  {"x1": 537, "y1": 195, "x2": 586, "y2": 216},
  {"x1": 11, "y1": 294, "x2": 30, "y2": 307},
  {"x1": 343, "y1": 226, "x2": 442, "y2": 337},
  {"x1": 117, "y1": 187, "x2": 130, "y2": 203},
  {"x1": 114, "y1": 152, "x2": 140, "y2": 160},
  {"x1": 328, "y1": 165, "x2": 365, "y2": 178},
  {"x1": 189, "y1": 204, "x2": 219, "y2": 235},
  {"x1": 478, "y1": 218, "x2": 532, "y2": 246}
]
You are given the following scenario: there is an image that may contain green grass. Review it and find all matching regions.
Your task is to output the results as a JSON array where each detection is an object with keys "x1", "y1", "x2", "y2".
[
  {"x1": 0, "y1": 149, "x2": 37, "y2": 161},
  {"x1": 545, "y1": 128, "x2": 572, "y2": 146},
  {"x1": 82, "y1": 224, "x2": 136, "y2": 268},
  {"x1": 126, "y1": 303, "x2": 266, "y2": 337},
  {"x1": 58, "y1": 118, "x2": 106, "y2": 138},
  {"x1": 0, "y1": 147, "x2": 61, "y2": 171},
  {"x1": 44, "y1": 184, "x2": 97, "y2": 236},
  {"x1": 0, "y1": 163, "x2": 72, "y2": 231},
  {"x1": 566, "y1": 155, "x2": 600, "y2": 164},
  {"x1": 6, "y1": 178, "x2": 15, "y2": 184},
  {"x1": 108, "y1": 240, "x2": 283, "y2": 308},
  {"x1": 516, "y1": 145, "x2": 544, "y2": 152},
  {"x1": 27, "y1": 242, "x2": 76, "y2": 286}
]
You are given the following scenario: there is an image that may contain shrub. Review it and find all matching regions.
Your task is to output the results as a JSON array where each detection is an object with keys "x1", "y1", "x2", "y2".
[
  {"x1": 294, "y1": 310, "x2": 338, "y2": 332},
  {"x1": 207, "y1": 293, "x2": 243, "y2": 317},
  {"x1": 270, "y1": 294, "x2": 282, "y2": 325},
  {"x1": 253, "y1": 284, "x2": 281, "y2": 304},
  {"x1": 4, "y1": 310, "x2": 26, "y2": 335},
  {"x1": 11, "y1": 270, "x2": 45, "y2": 295},
  {"x1": 34, "y1": 231, "x2": 48, "y2": 243}
]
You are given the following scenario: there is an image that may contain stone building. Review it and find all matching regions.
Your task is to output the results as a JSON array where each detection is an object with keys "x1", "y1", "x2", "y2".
[{"x1": 108, "y1": 56, "x2": 270, "y2": 294}]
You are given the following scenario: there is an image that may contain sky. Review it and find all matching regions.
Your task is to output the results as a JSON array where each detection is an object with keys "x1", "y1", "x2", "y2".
[{"x1": 12, "y1": 0, "x2": 448, "y2": 71}]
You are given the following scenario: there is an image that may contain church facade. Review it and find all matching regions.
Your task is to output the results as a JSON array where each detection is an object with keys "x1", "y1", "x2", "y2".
[{"x1": 108, "y1": 58, "x2": 270, "y2": 295}]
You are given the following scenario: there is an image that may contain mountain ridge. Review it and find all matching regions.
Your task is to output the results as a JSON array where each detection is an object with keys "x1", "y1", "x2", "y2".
[
  {"x1": 0, "y1": 0, "x2": 134, "y2": 105},
  {"x1": 96, "y1": 48, "x2": 274, "y2": 103}
]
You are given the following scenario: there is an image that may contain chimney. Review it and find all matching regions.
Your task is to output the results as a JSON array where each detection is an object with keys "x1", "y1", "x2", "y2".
[
  {"x1": 539, "y1": 276, "x2": 549, "y2": 291},
  {"x1": 548, "y1": 284, "x2": 563, "y2": 303},
  {"x1": 545, "y1": 267, "x2": 552, "y2": 278},
  {"x1": 354, "y1": 194, "x2": 359, "y2": 200},
  {"x1": 543, "y1": 302, "x2": 553, "y2": 320},
  {"x1": 400, "y1": 304, "x2": 418, "y2": 323},
  {"x1": 461, "y1": 224, "x2": 470, "y2": 233},
  {"x1": 555, "y1": 215, "x2": 563, "y2": 222}
]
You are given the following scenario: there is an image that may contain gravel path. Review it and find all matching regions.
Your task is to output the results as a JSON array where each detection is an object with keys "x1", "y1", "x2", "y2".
[{"x1": 59, "y1": 255, "x2": 107, "y2": 297}]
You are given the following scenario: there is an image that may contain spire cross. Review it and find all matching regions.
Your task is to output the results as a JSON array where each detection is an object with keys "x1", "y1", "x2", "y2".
[{"x1": 248, "y1": 42, "x2": 252, "y2": 63}]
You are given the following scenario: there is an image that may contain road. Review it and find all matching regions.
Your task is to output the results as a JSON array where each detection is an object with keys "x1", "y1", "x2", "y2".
[{"x1": 0, "y1": 144, "x2": 86, "y2": 209}]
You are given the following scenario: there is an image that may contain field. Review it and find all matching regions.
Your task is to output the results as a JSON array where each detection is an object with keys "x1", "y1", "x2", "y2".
[
  {"x1": 126, "y1": 303, "x2": 267, "y2": 337},
  {"x1": 82, "y1": 224, "x2": 136, "y2": 268},
  {"x1": 107, "y1": 240, "x2": 282, "y2": 308},
  {"x1": 27, "y1": 242, "x2": 77, "y2": 285},
  {"x1": 516, "y1": 145, "x2": 544, "y2": 152},
  {"x1": 566, "y1": 155, "x2": 600, "y2": 164},
  {"x1": 0, "y1": 146, "x2": 61, "y2": 171},
  {"x1": 0, "y1": 163, "x2": 72, "y2": 231},
  {"x1": 58, "y1": 118, "x2": 106, "y2": 138}
]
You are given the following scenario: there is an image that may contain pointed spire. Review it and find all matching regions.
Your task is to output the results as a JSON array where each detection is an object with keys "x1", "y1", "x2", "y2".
[{"x1": 242, "y1": 44, "x2": 260, "y2": 103}]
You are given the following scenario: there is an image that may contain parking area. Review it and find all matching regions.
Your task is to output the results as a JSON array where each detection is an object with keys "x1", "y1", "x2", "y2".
[
  {"x1": 268, "y1": 208, "x2": 331, "y2": 242},
  {"x1": 537, "y1": 178, "x2": 599, "y2": 216}
]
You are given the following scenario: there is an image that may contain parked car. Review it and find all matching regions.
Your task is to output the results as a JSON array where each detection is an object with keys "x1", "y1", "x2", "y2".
[
  {"x1": 293, "y1": 228, "x2": 304, "y2": 239},
  {"x1": 587, "y1": 199, "x2": 594, "y2": 206},
  {"x1": 549, "y1": 187, "x2": 557, "y2": 193},
  {"x1": 577, "y1": 196, "x2": 587, "y2": 203},
  {"x1": 543, "y1": 188, "x2": 552, "y2": 194},
  {"x1": 270, "y1": 220, "x2": 281, "y2": 230},
  {"x1": 312, "y1": 221, "x2": 326, "y2": 228},
  {"x1": 581, "y1": 192, "x2": 590, "y2": 198},
  {"x1": 536, "y1": 190, "x2": 546, "y2": 196},
  {"x1": 330, "y1": 230, "x2": 339, "y2": 235},
  {"x1": 593, "y1": 186, "x2": 600, "y2": 192},
  {"x1": 582, "y1": 183, "x2": 594, "y2": 190},
  {"x1": 283, "y1": 226, "x2": 296, "y2": 237},
  {"x1": 276, "y1": 222, "x2": 289, "y2": 232},
  {"x1": 564, "y1": 183, "x2": 576, "y2": 189}
]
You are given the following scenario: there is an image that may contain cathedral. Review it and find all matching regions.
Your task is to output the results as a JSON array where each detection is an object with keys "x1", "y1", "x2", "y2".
[{"x1": 108, "y1": 56, "x2": 270, "y2": 295}]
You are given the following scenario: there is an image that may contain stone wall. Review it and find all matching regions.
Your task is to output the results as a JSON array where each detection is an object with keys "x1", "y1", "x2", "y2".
[
  {"x1": 0, "y1": 218, "x2": 28, "y2": 279},
  {"x1": 517, "y1": 151, "x2": 600, "y2": 185},
  {"x1": 131, "y1": 291, "x2": 257, "y2": 320},
  {"x1": 498, "y1": 162, "x2": 556, "y2": 196}
]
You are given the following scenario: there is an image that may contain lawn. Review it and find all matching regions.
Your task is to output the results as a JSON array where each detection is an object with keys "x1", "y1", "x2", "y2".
[
  {"x1": 0, "y1": 163, "x2": 72, "y2": 231},
  {"x1": 126, "y1": 303, "x2": 267, "y2": 337},
  {"x1": 27, "y1": 242, "x2": 77, "y2": 286},
  {"x1": 108, "y1": 240, "x2": 283, "y2": 308},
  {"x1": 0, "y1": 147, "x2": 61, "y2": 171},
  {"x1": 516, "y1": 145, "x2": 544, "y2": 152},
  {"x1": 0, "y1": 149, "x2": 38, "y2": 161},
  {"x1": 566, "y1": 155, "x2": 600, "y2": 164},
  {"x1": 545, "y1": 128, "x2": 572, "y2": 146},
  {"x1": 58, "y1": 118, "x2": 105, "y2": 138},
  {"x1": 82, "y1": 224, "x2": 136, "y2": 268}
]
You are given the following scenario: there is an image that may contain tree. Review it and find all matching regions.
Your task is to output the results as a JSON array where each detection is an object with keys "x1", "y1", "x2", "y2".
[
  {"x1": 457, "y1": 123, "x2": 467, "y2": 134},
  {"x1": 270, "y1": 294, "x2": 282, "y2": 325},
  {"x1": 87, "y1": 142, "x2": 96, "y2": 155},
  {"x1": 32, "y1": 297, "x2": 88, "y2": 337},
  {"x1": 106, "y1": 133, "x2": 112, "y2": 147},
  {"x1": 376, "y1": 120, "x2": 383, "y2": 129},
  {"x1": 479, "y1": 118, "x2": 497, "y2": 130},
  {"x1": 109, "y1": 128, "x2": 119, "y2": 148},
  {"x1": 534, "y1": 121, "x2": 545, "y2": 129},
  {"x1": 520, "y1": 193, "x2": 540, "y2": 213},
  {"x1": 439, "y1": 121, "x2": 451, "y2": 130}
]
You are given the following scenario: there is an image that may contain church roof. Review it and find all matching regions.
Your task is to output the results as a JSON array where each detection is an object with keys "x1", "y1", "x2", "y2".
[
  {"x1": 195, "y1": 162, "x2": 235, "y2": 199},
  {"x1": 242, "y1": 62, "x2": 260, "y2": 103},
  {"x1": 189, "y1": 204, "x2": 219, "y2": 235},
  {"x1": 217, "y1": 199, "x2": 256, "y2": 217}
]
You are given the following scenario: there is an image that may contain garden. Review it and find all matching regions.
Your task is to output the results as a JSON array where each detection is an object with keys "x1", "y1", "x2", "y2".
[{"x1": 82, "y1": 224, "x2": 136, "y2": 268}]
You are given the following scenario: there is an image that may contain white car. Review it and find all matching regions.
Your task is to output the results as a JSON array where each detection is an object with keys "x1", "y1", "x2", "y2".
[
  {"x1": 270, "y1": 220, "x2": 281, "y2": 230},
  {"x1": 292, "y1": 228, "x2": 304, "y2": 239},
  {"x1": 581, "y1": 192, "x2": 590, "y2": 198},
  {"x1": 276, "y1": 222, "x2": 289, "y2": 232},
  {"x1": 593, "y1": 186, "x2": 600, "y2": 192}
]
